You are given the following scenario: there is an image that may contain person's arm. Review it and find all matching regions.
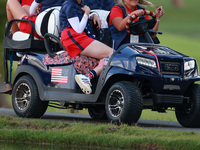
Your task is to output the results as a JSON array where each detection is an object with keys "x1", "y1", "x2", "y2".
[
  {"x1": 112, "y1": 17, "x2": 130, "y2": 31},
  {"x1": 68, "y1": 5, "x2": 90, "y2": 33},
  {"x1": 152, "y1": 6, "x2": 164, "y2": 38},
  {"x1": 29, "y1": 1, "x2": 40, "y2": 16},
  {"x1": 110, "y1": 6, "x2": 144, "y2": 31},
  {"x1": 68, "y1": 14, "x2": 89, "y2": 33}
]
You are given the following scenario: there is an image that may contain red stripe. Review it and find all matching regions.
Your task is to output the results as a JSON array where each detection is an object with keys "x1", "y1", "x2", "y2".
[{"x1": 139, "y1": 49, "x2": 161, "y2": 75}]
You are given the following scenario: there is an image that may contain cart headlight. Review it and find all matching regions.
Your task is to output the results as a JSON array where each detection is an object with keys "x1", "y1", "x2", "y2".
[
  {"x1": 136, "y1": 57, "x2": 157, "y2": 68},
  {"x1": 184, "y1": 60, "x2": 195, "y2": 71}
]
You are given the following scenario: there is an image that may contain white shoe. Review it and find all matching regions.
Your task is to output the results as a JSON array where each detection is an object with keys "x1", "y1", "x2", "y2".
[
  {"x1": 75, "y1": 74, "x2": 92, "y2": 94},
  {"x1": 16, "y1": 52, "x2": 23, "y2": 57}
]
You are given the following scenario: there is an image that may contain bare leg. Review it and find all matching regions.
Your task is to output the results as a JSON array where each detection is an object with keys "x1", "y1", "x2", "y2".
[
  {"x1": 80, "y1": 40, "x2": 113, "y2": 60},
  {"x1": 22, "y1": 5, "x2": 31, "y2": 16},
  {"x1": 6, "y1": 1, "x2": 18, "y2": 33},
  {"x1": 80, "y1": 40, "x2": 113, "y2": 75},
  {"x1": 93, "y1": 66, "x2": 103, "y2": 76},
  {"x1": 6, "y1": 0, "x2": 28, "y2": 33},
  {"x1": 75, "y1": 40, "x2": 113, "y2": 94}
]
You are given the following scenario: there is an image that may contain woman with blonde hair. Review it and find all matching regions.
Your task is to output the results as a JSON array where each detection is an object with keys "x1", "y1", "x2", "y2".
[{"x1": 108, "y1": 0, "x2": 164, "y2": 49}]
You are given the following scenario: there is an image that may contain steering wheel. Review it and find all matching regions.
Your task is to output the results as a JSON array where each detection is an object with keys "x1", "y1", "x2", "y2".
[{"x1": 126, "y1": 10, "x2": 156, "y2": 35}]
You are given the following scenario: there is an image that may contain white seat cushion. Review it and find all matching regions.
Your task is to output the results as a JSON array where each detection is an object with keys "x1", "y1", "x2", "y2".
[
  {"x1": 12, "y1": 31, "x2": 39, "y2": 41},
  {"x1": 90, "y1": 10, "x2": 110, "y2": 28},
  {"x1": 35, "y1": 6, "x2": 61, "y2": 38}
]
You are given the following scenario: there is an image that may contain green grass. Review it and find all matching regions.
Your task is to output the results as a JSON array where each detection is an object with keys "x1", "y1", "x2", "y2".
[
  {"x1": 159, "y1": 33, "x2": 200, "y2": 63},
  {"x1": 147, "y1": 0, "x2": 200, "y2": 38},
  {"x1": 1, "y1": 115, "x2": 200, "y2": 150},
  {"x1": 0, "y1": 0, "x2": 7, "y2": 75},
  {"x1": 141, "y1": 109, "x2": 177, "y2": 121}
]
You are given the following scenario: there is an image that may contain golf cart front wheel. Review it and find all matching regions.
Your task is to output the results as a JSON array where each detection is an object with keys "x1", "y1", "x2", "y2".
[
  {"x1": 105, "y1": 81, "x2": 143, "y2": 125},
  {"x1": 12, "y1": 75, "x2": 48, "y2": 118}
]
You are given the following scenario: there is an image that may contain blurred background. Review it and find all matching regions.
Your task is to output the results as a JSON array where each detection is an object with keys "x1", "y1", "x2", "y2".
[{"x1": 0, "y1": 0, "x2": 200, "y2": 112}]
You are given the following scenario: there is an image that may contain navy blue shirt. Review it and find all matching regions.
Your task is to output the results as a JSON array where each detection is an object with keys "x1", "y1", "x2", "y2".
[
  {"x1": 35, "y1": 0, "x2": 64, "y2": 13},
  {"x1": 82, "y1": 0, "x2": 115, "y2": 11},
  {"x1": 60, "y1": 0, "x2": 84, "y2": 33}
]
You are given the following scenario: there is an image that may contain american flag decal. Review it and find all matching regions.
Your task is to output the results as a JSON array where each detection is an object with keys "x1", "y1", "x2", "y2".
[{"x1": 51, "y1": 68, "x2": 68, "y2": 83}]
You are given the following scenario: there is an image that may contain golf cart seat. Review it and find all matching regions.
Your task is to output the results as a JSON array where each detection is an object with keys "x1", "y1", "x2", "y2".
[
  {"x1": 12, "y1": 31, "x2": 39, "y2": 41},
  {"x1": 90, "y1": 10, "x2": 112, "y2": 47},
  {"x1": 35, "y1": 6, "x2": 61, "y2": 39},
  {"x1": 3, "y1": 6, "x2": 61, "y2": 51},
  {"x1": 3, "y1": 18, "x2": 45, "y2": 51},
  {"x1": 91, "y1": 9, "x2": 110, "y2": 29},
  {"x1": 1, "y1": 6, "x2": 63, "y2": 93}
]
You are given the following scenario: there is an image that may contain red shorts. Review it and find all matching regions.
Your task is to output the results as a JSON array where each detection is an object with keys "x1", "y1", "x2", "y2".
[
  {"x1": 61, "y1": 28, "x2": 95, "y2": 58},
  {"x1": 19, "y1": 0, "x2": 34, "y2": 6},
  {"x1": 19, "y1": 15, "x2": 42, "y2": 40}
]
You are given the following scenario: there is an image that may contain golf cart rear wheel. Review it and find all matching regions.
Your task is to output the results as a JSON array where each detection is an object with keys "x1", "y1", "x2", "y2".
[
  {"x1": 88, "y1": 105, "x2": 107, "y2": 120},
  {"x1": 105, "y1": 81, "x2": 143, "y2": 125},
  {"x1": 12, "y1": 75, "x2": 48, "y2": 118},
  {"x1": 175, "y1": 84, "x2": 200, "y2": 127}
]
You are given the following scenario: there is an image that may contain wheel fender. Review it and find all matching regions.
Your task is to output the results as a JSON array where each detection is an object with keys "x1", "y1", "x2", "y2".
[
  {"x1": 104, "y1": 66, "x2": 135, "y2": 84},
  {"x1": 13, "y1": 65, "x2": 47, "y2": 100}
]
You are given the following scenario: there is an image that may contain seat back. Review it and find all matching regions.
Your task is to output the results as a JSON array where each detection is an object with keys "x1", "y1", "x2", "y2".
[
  {"x1": 90, "y1": 9, "x2": 110, "y2": 28},
  {"x1": 35, "y1": 6, "x2": 61, "y2": 38},
  {"x1": 90, "y1": 10, "x2": 112, "y2": 47}
]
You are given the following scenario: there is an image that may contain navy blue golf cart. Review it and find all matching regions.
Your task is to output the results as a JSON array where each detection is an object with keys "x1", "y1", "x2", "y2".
[{"x1": 1, "y1": 8, "x2": 200, "y2": 128}]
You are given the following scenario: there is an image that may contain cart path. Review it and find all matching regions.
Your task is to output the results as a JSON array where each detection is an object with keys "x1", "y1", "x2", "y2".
[{"x1": 1, "y1": 108, "x2": 200, "y2": 133}]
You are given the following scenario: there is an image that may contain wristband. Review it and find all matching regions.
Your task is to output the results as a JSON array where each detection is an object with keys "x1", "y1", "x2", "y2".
[{"x1": 156, "y1": 18, "x2": 160, "y2": 22}]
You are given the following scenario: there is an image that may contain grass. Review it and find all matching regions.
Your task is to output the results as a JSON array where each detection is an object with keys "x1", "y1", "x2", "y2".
[
  {"x1": 1, "y1": 115, "x2": 200, "y2": 150},
  {"x1": 46, "y1": 106, "x2": 178, "y2": 122},
  {"x1": 159, "y1": 32, "x2": 200, "y2": 65},
  {"x1": 0, "y1": 0, "x2": 7, "y2": 75},
  {"x1": 147, "y1": 0, "x2": 200, "y2": 38},
  {"x1": 141, "y1": 109, "x2": 177, "y2": 121}
]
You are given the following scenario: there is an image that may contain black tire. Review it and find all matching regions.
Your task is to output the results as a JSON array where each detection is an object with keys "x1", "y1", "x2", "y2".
[
  {"x1": 175, "y1": 84, "x2": 200, "y2": 128},
  {"x1": 12, "y1": 75, "x2": 48, "y2": 118},
  {"x1": 88, "y1": 105, "x2": 107, "y2": 120},
  {"x1": 105, "y1": 81, "x2": 143, "y2": 125}
]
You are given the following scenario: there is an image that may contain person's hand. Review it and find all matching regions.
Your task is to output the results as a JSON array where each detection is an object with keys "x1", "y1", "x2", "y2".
[
  {"x1": 81, "y1": 5, "x2": 90, "y2": 16},
  {"x1": 92, "y1": 14, "x2": 101, "y2": 29},
  {"x1": 155, "y1": 6, "x2": 164, "y2": 19},
  {"x1": 36, "y1": 5, "x2": 41, "y2": 14},
  {"x1": 130, "y1": 9, "x2": 144, "y2": 17}
]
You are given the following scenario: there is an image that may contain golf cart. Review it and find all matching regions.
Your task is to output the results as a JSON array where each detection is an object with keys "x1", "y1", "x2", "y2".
[{"x1": 1, "y1": 8, "x2": 200, "y2": 128}]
